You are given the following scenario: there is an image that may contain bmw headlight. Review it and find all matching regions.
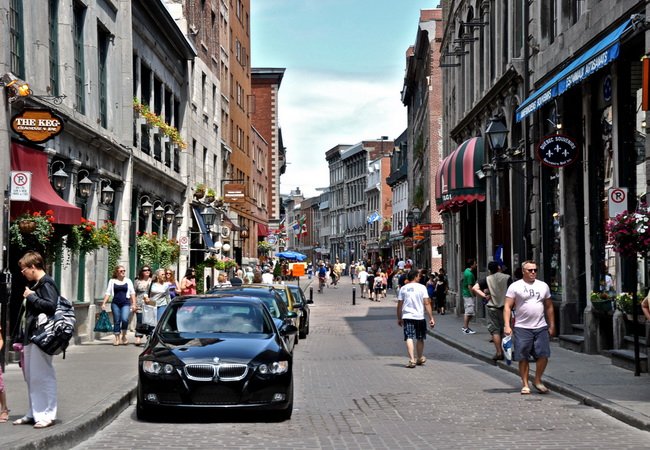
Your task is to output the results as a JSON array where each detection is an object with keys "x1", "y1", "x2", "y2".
[
  {"x1": 142, "y1": 360, "x2": 174, "y2": 375},
  {"x1": 258, "y1": 360, "x2": 289, "y2": 375}
]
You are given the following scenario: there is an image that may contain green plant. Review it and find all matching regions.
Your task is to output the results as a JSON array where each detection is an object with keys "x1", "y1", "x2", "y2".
[
  {"x1": 136, "y1": 232, "x2": 179, "y2": 268},
  {"x1": 615, "y1": 292, "x2": 638, "y2": 314},
  {"x1": 206, "y1": 188, "x2": 216, "y2": 198},
  {"x1": 97, "y1": 220, "x2": 121, "y2": 273},
  {"x1": 10, "y1": 210, "x2": 56, "y2": 248},
  {"x1": 258, "y1": 240, "x2": 274, "y2": 255},
  {"x1": 67, "y1": 218, "x2": 102, "y2": 256},
  {"x1": 195, "y1": 183, "x2": 206, "y2": 194},
  {"x1": 133, "y1": 98, "x2": 187, "y2": 149},
  {"x1": 590, "y1": 291, "x2": 612, "y2": 302}
]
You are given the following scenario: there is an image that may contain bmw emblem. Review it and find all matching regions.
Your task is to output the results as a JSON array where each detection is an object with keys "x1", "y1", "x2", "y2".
[{"x1": 212, "y1": 357, "x2": 220, "y2": 364}]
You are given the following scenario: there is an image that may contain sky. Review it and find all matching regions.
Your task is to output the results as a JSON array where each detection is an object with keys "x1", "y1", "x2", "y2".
[{"x1": 251, "y1": 0, "x2": 437, "y2": 198}]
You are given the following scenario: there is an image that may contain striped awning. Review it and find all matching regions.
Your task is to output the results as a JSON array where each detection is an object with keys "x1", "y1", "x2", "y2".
[{"x1": 435, "y1": 137, "x2": 486, "y2": 212}]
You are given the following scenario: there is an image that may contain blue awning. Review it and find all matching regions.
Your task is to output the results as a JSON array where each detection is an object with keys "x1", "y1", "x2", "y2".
[
  {"x1": 516, "y1": 19, "x2": 632, "y2": 122},
  {"x1": 192, "y1": 205, "x2": 214, "y2": 249}
]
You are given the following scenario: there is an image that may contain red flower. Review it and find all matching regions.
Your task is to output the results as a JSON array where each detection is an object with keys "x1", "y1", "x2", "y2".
[{"x1": 45, "y1": 210, "x2": 54, "y2": 216}]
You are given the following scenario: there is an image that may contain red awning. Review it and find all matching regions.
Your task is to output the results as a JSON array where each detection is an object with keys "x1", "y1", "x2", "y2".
[
  {"x1": 257, "y1": 223, "x2": 269, "y2": 237},
  {"x1": 435, "y1": 137, "x2": 486, "y2": 212},
  {"x1": 10, "y1": 142, "x2": 82, "y2": 225}
]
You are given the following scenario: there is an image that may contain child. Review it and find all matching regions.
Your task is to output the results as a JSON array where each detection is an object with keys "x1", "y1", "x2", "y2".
[{"x1": 0, "y1": 325, "x2": 9, "y2": 422}]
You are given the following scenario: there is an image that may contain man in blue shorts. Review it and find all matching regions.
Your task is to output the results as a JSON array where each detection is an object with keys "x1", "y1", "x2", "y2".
[
  {"x1": 397, "y1": 270, "x2": 435, "y2": 368},
  {"x1": 503, "y1": 260, "x2": 555, "y2": 395}
]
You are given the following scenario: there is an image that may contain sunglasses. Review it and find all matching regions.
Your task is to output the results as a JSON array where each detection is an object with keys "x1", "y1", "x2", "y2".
[
  {"x1": 142, "y1": 269, "x2": 151, "y2": 272},
  {"x1": 118, "y1": 270, "x2": 126, "y2": 273},
  {"x1": 526, "y1": 268, "x2": 538, "y2": 273},
  {"x1": 165, "y1": 272, "x2": 172, "y2": 275}
]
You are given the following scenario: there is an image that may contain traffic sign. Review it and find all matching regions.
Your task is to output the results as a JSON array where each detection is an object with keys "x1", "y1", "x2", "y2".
[
  {"x1": 10, "y1": 171, "x2": 32, "y2": 201},
  {"x1": 179, "y1": 235, "x2": 189, "y2": 253},
  {"x1": 608, "y1": 187, "x2": 628, "y2": 218}
]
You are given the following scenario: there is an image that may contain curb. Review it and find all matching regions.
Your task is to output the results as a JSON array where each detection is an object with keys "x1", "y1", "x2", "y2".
[{"x1": 431, "y1": 329, "x2": 650, "y2": 432}]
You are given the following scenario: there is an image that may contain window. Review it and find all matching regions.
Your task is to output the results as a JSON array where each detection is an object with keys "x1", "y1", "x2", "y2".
[
  {"x1": 49, "y1": 0, "x2": 59, "y2": 96},
  {"x1": 73, "y1": 1, "x2": 86, "y2": 113},
  {"x1": 97, "y1": 25, "x2": 110, "y2": 128},
  {"x1": 201, "y1": 72, "x2": 207, "y2": 112},
  {"x1": 10, "y1": 0, "x2": 25, "y2": 77}
]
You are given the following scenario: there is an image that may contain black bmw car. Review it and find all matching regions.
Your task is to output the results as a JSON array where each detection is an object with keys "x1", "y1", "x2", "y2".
[{"x1": 136, "y1": 295, "x2": 297, "y2": 421}]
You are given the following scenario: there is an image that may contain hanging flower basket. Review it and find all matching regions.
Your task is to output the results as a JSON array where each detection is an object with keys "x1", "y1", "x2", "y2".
[
  {"x1": 18, "y1": 220, "x2": 37, "y2": 234},
  {"x1": 589, "y1": 291, "x2": 614, "y2": 313},
  {"x1": 607, "y1": 205, "x2": 650, "y2": 258}
]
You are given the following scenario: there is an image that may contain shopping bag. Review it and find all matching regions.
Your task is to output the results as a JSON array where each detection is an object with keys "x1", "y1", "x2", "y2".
[
  {"x1": 502, "y1": 334, "x2": 513, "y2": 366},
  {"x1": 143, "y1": 304, "x2": 157, "y2": 327},
  {"x1": 94, "y1": 310, "x2": 113, "y2": 333}
]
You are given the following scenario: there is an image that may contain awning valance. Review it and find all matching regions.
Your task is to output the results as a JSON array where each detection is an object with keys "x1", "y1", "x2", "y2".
[
  {"x1": 257, "y1": 223, "x2": 269, "y2": 237},
  {"x1": 10, "y1": 142, "x2": 82, "y2": 225},
  {"x1": 516, "y1": 19, "x2": 632, "y2": 122},
  {"x1": 435, "y1": 137, "x2": 485, "y2": 212}
]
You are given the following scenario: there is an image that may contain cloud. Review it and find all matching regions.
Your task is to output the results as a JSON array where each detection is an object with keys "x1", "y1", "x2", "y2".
[{"x1": 279, "y1": 68, "x2": 406, "y2": 198}]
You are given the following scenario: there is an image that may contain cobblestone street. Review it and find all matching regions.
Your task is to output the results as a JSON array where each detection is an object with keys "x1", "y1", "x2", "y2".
[{"x1": 74, "y1": 279, "x2": 650, "y2": 449}]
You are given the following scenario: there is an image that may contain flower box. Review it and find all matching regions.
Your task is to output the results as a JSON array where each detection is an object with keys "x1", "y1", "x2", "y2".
[{"x1": 591, "y1": 299, "x2": 614, "y2": 313}]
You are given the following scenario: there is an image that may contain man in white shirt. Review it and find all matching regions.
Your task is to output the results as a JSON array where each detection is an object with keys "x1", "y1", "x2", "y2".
[
  {"x1": 357, "y1": 266, "x2": 368, "y2": 298},
  {"x1": 261, "y1": 268, "x2": 274, "y2": 285},
  {"x1": 397, "y1": 269, "x2": 435, "y2": 368},
  {"x1": 504, "y1": 260, "x2": 555, "y2": 395}
]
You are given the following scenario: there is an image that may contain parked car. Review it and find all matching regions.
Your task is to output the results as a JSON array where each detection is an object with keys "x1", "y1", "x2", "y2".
[
  {"x1": 269, "y1": 284, "x2": 302, "y2": 330},
  {"x1": 136, "y1": 294, "x2": 297, "y2": 421},
  {"x1": 207, "y1": 284, "x2": 299, "y2": 352},
  {"x1": 286, "y1": 284, "x2": 312, "y2": 339}
]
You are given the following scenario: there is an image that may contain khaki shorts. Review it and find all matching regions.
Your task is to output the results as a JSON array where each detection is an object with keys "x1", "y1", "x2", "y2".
[
  {"x1": 486, "y1": 306, "x2": 505, "y2": 335},
  {"x1": 463, "y1": 296, "x2": 475, "y2": 316}
]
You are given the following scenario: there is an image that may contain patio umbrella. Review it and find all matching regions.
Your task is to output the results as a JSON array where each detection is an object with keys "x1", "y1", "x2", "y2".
[{"x1": 275, "y1": 251, "x2": 307, "y2": 261}]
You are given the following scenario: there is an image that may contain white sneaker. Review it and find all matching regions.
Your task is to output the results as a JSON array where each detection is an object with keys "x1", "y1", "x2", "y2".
[
  {"x1": 464, "y1": 328, "x2": 476, "y2": 335},
  {"x1": 461, "y1": 327, "x2": 467, "y2": 333}
]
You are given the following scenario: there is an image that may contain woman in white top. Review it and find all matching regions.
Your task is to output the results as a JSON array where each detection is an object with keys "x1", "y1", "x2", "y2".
[
  {"x1": 149, "y1": 268, "x2": 171, "y2": 320},
  {"x1": 101, "y1": 265, "x2": 136, "y2": 346}
]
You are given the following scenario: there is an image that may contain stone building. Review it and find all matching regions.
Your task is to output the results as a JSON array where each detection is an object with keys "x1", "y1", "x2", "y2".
[{"x1": 440, "y1": 0, "x2": 650, "y2": 362}]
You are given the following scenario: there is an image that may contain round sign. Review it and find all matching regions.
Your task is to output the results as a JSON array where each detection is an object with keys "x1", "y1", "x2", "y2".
[
  {"x1": 536, "y1": 134, "x2": 579, "y2": 168},
  {"x1": 266, "y1": 235, "x2": 277, "y2": 245}
]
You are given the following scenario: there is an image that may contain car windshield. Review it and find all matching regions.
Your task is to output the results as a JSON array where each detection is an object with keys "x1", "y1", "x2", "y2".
[
  {"x1": 206, "y1": 287, "x2": 287, "y2": 319},
  {"x1": 273, "y1": 289, "x2": 289, "y2": 306},
  {"x1": 288, "y1": 286, "x2": 305, "y2": 304},
  {"x1": 159, "y1": 301, "x2": 273, "y2": 334}
]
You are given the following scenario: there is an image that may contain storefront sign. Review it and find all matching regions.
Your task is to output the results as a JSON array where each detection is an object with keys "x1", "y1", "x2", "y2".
[
  {"x1": 11, "y1": 108, "x2": 64, "y2": 143},
  {"x1": 536, "y1": 134, "x2": 579, "y2": 168},
  {"x1": 223, "y1": 183, "x2": 246, "y2": 203}
]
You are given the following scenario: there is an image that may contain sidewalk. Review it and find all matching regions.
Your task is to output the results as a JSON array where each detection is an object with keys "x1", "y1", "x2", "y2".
[
  {"x1": 429, "y1": 299, "x2": 650, "y2": 431},
  {"x1": 1, "y1": 334, "x2": 140, "y2": 450},
  {"x1": 2, "y1": 279, "x2": 650, "y2": 449}
]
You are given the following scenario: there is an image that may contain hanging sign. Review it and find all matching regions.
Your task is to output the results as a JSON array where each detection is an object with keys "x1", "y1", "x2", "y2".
[
  {"x1": 608, "y1": 187, "x2": 628, "y2": 218},
  {"x1": 11, "y1": 108, "x2": 64, "y2": 143},
  {"x1": 536, "y1": 134, "x2": 579, "y2": 168}
]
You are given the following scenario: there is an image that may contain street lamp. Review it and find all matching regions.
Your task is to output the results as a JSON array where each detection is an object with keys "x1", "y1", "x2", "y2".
[
  {"x1": 100, "y1": 179, "x2": 115, "y2": 205},
  {"x1": 49, "y1": 160, "x2": 68, "y2": 192},
  {"x1": 485, "y1": 116, "x2": 509, "y2": 154},
  {"x1": 140, "y1": 195, "x2": 153, "y2": 217},
  {"x1": 201, "y1": 205, "x2": 217, "y2": 226},
  {"x1": 76, "y1": 169, "x2": 93, "y2": 199},
  {"x1": 153, "y1": 201, "x2": 165, "y2": 221}
]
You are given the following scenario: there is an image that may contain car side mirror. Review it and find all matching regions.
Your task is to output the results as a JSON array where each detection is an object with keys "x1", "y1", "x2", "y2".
[
  {"x1": 286, "y1": 311, "x2": 298, "y2": 319},
  {"x1": 280, "y1": 323, "x2": 298, "y2": 336}
]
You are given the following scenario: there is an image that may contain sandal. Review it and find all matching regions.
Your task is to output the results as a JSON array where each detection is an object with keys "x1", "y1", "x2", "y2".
[
  {"x1": 405, "y1": 360, "x2": 417, "y2": 368},
  {"x1": 13, "y1": 416, "x2": 35, "y2": 425},
  {"x1": 416, "y1": 356, "x2": 427, "y2": 366},
  {"x1": 0, "y1": 409, "x2": 9, "y2": 423},
  {"x1": 33, "y1": 420, "x2": 55, "y2": 429},
  {"x1": 520, "y1": 386, "x2": 531, "y2": 395},
  {"x1": 534, "y1": 383, "x2": 550, "y2": 394}
]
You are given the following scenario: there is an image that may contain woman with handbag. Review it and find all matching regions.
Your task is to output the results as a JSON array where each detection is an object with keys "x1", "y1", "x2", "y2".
[
  {"x1": 101, "y1": 266, "x2": 136, "y2": 346},
  {"x1": 133, "y1": 266, "x2": 153, "y2": 346},
  {"x1": 180, "y1": 267, "x2": 197, "y2": 295},
  {"x1": 14, "y1": 251, "x2": 58, "y2": 429}
]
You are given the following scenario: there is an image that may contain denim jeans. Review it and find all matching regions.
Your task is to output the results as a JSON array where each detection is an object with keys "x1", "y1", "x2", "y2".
[
  {"x1": 111, "y1": 303, "x2": 131, "y2": 334},
  {"x1": 135, "y1": 312, "x2": 143, "y2": 338},
  {"x1": 157, "y1": 305, "x2": 167, "y2": 321}
]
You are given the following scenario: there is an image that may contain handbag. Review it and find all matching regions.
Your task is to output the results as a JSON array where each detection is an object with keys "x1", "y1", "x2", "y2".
[
  {"x1": 94, "y1": 310, "x2": 113, "y2": 333},
  {"x1": 142, "y1": 304, "x2": 157, "y2": 327}
]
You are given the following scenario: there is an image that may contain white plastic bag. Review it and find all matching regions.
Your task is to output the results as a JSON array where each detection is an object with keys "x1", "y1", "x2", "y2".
[
  {"x1": 502, "y1": 334, "x2": 513, "y2": 366},
  {"x1": 143, "y1": 304, "x2": 157, "y2": 327}
]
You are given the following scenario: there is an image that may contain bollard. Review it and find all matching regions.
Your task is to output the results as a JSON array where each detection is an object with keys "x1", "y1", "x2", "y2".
[
  {"x1": 352, "y1": 286, "x2": 356, "y2": 305},
  {"x1": 309, "y1": 286, "x2": 313, "y2": 302}
]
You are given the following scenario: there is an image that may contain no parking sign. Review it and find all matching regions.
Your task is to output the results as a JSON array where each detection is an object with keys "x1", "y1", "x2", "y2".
[{"x1": 608, "y1": 187, "x2": 627, "y2": 218}]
